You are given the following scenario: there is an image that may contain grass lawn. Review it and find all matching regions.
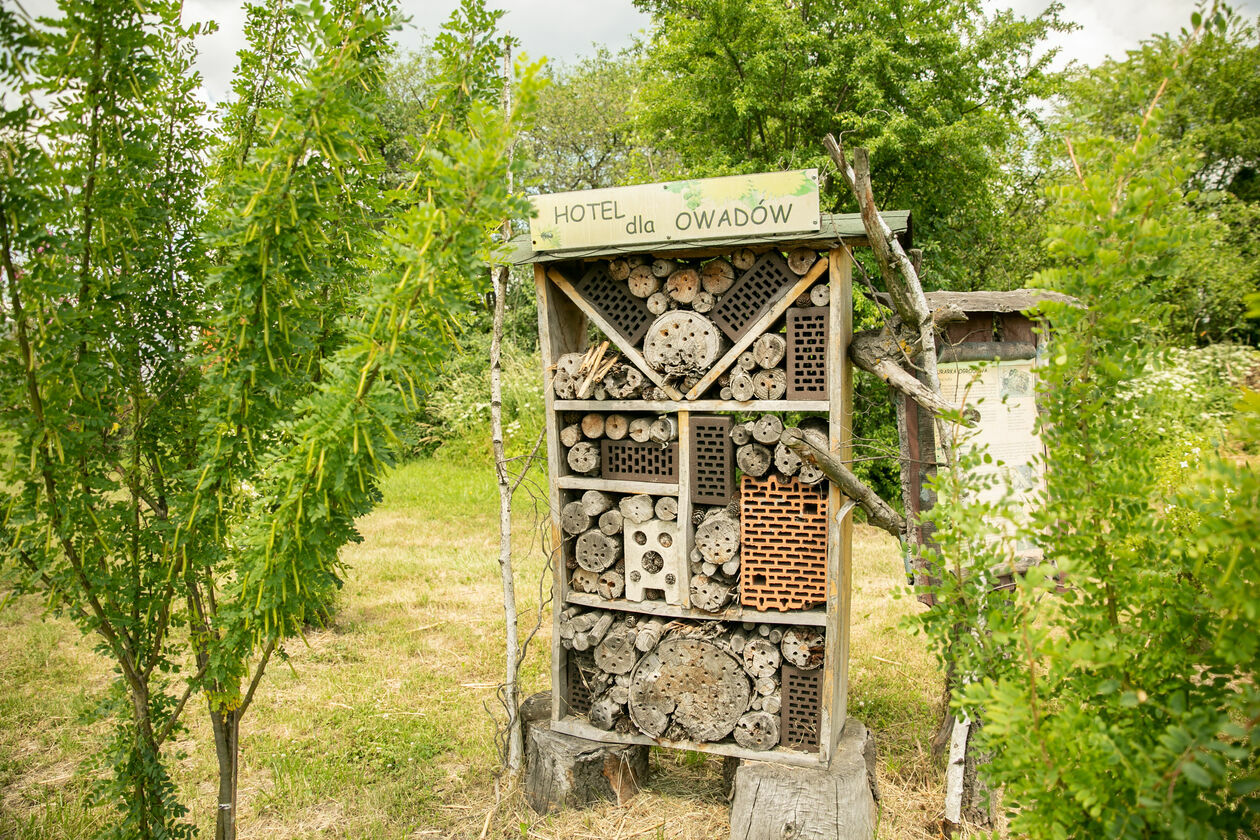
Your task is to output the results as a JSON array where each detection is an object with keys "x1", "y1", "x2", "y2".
[{"x1": 0, "y1": 457, "x2": 954, "y2": 839}]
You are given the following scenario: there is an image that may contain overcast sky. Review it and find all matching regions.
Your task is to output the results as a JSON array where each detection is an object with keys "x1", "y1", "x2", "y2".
[{"x1": 17, "y1": 0, "x2": 1260, "y2": 105}]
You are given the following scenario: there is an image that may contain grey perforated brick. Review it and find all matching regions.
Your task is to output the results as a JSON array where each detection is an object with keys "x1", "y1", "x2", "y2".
[
  {"x1": 567, "y1": 649, "x2": 598, "y2": 717},
  {"x1": 601, "y1": 440, "x2": 679, "y2": 483},
  {"x1": 781, "y1": 663, "x2": 823, "y2": 750},
  {"x1": 689, "y1": 415, "x2": 734, "y2": 506},
  {"x1": 711, "y1": 251, "x2": 798, "y2": 343},
  {"x1": 786, "y1": 306, "x2": 829, "y2": 399},
  {"x1": 572, "y1": 262, "x2": 654, "y2": 346}
]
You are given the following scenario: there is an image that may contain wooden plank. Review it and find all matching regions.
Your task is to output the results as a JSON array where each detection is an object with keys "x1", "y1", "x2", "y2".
[
  {"x1": 556, "y1": 476, "x2": 679, "y2": 496},
  {"x1": 685, "y1": 258, "x2": 829, "y2": 400},
  {"x1": 552, "y1": 716, "x2": 824, "y2": 768},
  {"x1": 554, "y1": 399, "x2": 830, "y2": 413},
  {"x1": 538, "y1": 265, "x2": 588, "y2": 724},
  {"x1": 564, "y1": 591, "x2": 827, "y2": 627},
  {"x1": 675, "y1": 410, "x2": 693, "y2": 608},
  {"x1": 821, "y1": 248, "x2": 854, "y2": 764},
  {"x1": 546, "y1": 267, "x2": 683, "y2": 401}
]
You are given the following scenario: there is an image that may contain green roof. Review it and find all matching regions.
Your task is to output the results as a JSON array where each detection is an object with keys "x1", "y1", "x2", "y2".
[{"x1": 508, "y1": 210, "x2": 911, "y2": 265}]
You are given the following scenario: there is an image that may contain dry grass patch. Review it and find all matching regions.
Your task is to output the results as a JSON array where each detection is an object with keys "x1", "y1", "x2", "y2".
[{"x1": 0, "y1": 457, "x2": 973, "y2": 839}]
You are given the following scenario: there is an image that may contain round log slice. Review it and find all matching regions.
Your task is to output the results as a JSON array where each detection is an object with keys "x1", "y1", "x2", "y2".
[
  {"x1": 628, "y1": 637, "x2": 751, "y2": 742},
  {"x1": 643, "y1": 312, "x2": 723, "y2": 377},
  {"x1": 780, "y1": 627, "x2": 825, "y2": 670},
  {"x1": 700, "y1": 258, "x2": 736, "y2": 295},
  {"x1": 576, "y1": 530, "x2": 621, "y2": 572},
  {"x1": 733, "y1": 710, "x2": 780, "y2": 751}
]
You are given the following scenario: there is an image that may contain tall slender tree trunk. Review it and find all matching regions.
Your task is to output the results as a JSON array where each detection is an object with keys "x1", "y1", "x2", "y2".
[
  {"x1": 211, "y1": 709, "x2": 240, "y2": 840},
  {"x1": 490, "y1": 42, "x2": 523, "y2": 777}
]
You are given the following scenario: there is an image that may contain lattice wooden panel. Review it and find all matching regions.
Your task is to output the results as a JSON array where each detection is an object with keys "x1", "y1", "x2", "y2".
[
  {"x1": 739, "y1": 475, "x2": 829, "y2": 610},
  {"x1": 780, "y1": 663, "x2": 823, "y2": 750},
  {"x1": 573, "y1": 262, "x2": 654, "y2": 345},
  {"x1": 786, "y1": 306, "x2": 829, "y2": 399},
  {"x1": 601, "y1": 440, "x2": 679, "y2": 483},
  {"x1": 689, "y1": 415, "x2": 734, "y2": 505},
  {"x1": 567, "y1": 649, "x2": 598, "y2": 717},
  {"x1": 711, "y1": 251, "x2": 797, "y2": 343}
]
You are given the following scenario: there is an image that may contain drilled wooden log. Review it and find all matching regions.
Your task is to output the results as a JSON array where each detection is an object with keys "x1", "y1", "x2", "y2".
[
  {"x1": 643, "y1": 312, "x2": 723, "y2": 376},
  {"x1": 603, "y1": 365, "x2": 644, "y2": 399},
  {"x1": 721, "y1": 553, "x2": 741, "y2": 577},
  {"x1": 581, "y1": 413, "x2": 605, "y2": 440},
  {"x1": 571, "y1": 567, "x2": 600, "y2": 594},
  {"x1": 665, "y1": 268, "x2": 701, "y2": 305},
  {"x1": 729, "y1": 421, "x2": 753, "y2": 446},
  {"x1": 588, "y1": 694, "x2": 620, "y2": 730},
  {"x1": 734, "y1": 711, "x2": 780, "y2": 751},
  {"x1": 755, "y1": 676, "x2": 777, "y2": 696},
  {"x1": 766, "y1": 627, "x2": 783, "y2": 645},
  {"x1": 752, "y1": 414, "x2": 784, "y2": 445},
  {"x1": 587, "y1": 612, "x2": 614, "y2": 645},
  {"x1": 736, "y1": 350, "x2": 757, "y2": 371},
  {"x1": 608, "y1": 258, "x2": 630, "y2": 281},
  {"x1": 582, "y1": 490, "x2": 613, "y2": 517},
  {"x1": 651, "y1": 257, "x2": 678, "y2": 278},
  {"x1": 689, "y1": 574, "x2": 732, "y2": 611},
  {"x1": 781, "y1": 627, "x2": 825, "y2": 670},
  {"x1": 654, "y1": 496, "x2": 678, "y2": 521},
  {"x1": 752, "y1": 368, "x2": 787, "y2": 400},
  {"x1": 618, "y1": 494, "x2": 654, "y2": 525},
  {"x1": 736, "y1": 443, "x2": 772, "y2": 477},
  {"x1": 798, "y1": 462, "x2": 824, "y2": 485},
  {"x1": 649, "y1": 416, "x2": 678, "y2": 444},
  {"x1": 701, "y1": 258, "x2": 736, "y2": 295},
  {"x1": 557, "y1": 353, "x2": 585, "y2": 377},
  {"x1": 752, "y1": 333, "x2": 786, "y2": 369},
  {"x1": 732, "y1": 248, "x2": 756, "y2": 270},
  {"x1": 646, "y1": 292, "x2": 668, "y2": 315},
  {"x1": 598, "y1": 570, "x2": 625, "y2": 600},
  {"x1": 742, "y1": 638, "x2": 781, "y2": 679},
  {"x1": 727, "y1": 629, "x2": 748, "y2": 654},
  {"x1": 560, "y1": 424, "x2": 582, "y2": 448},
  {"x1": 774, "y1": 442, "x2": 802, "y2": 476},
  {"x1": 628, "y1": 638, "x2": 751, "y2": 741},
  {"x1": 693, "y1": 290, "x2": 716, "y2": 313},
  {"x1": 595, "y1": 622, "x2": 638, "y2": 674},
  {"x1": 627, "y1": 265, "x2": 659, "y2": 298},
  {"x1": 598, "y1": 508, "x2": 624, "y2": 536},
  {"x1": 730, "y1": 371, "x2": 755, "y2": 402},
  {"x1": 576, "y1": 530, "x2": 622, "y2": 572},
  {"x1": 762, "y1": 692, "x2": 781, "y2": 715},
  {"x1": 562, "y1": 501, "x2": 593, "y2": 536},
  {"x1": 627, "y1": 418, "x2": 652, "y2": 442},
  {"x1": 810, "y1": 283, "x2": 830, "y2": 307},
  {"x1": 695, "y1": 513, "x2": 739, "y2": 565},
  {"x1": 604, "y1": 414, "x2": 628, "y2": 441},
  {"x1": 787, "y1": 247, "x2": 818, "y2": 275},
  {"x1": 567, "y1": 441, "x2": 600, "y2": 474},
  {"x1": 553, "y1": 369, "x2": 578, "y2": 399},
  {"x1": 634, "y1": 618, "x2": 666, "y2": 652}
]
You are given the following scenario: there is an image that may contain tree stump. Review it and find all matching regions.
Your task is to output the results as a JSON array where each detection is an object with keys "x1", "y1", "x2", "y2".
[
  {"x1": 643, "y1": 312, "x2": 723, "y2": 376},
  {"x1": 628, "y1": 638, "x2": 750, "y2": 741},
  {"x1": 523, "y1": 693, "x2": 648, "y2": 815},
  {"x1": 728, "y1": 720, "x2": 878, "y2": 840}
]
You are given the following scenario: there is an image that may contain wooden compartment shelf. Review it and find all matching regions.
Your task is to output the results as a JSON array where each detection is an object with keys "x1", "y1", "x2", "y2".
[
  {"x1": 554, "y1": 399, "x2": 830, "y2": 413},
  {"x1": 564, "y1": 591, "x2": 828, "y2": 627},
  {"x1": 551, "y1": 716, "x2": 824, "y2": 767}
]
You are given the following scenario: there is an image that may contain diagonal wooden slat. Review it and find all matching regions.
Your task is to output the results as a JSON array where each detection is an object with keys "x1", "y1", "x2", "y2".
[
  {"x1": 684, "y1": 257, "x2": 829, "y2": 400},
  {"x1": 546, "y1": 267, "x2": 684, "y2": 400}
]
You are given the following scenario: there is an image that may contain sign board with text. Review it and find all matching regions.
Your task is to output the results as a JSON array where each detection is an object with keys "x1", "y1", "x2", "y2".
[{"x1": 528, "y1": 170, "x2": 821, "y2": 252}]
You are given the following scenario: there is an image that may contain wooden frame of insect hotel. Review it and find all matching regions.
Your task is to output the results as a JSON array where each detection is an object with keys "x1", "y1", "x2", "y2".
[{"x1": 512, "y1": 170, "x2": 911, "y2": 768}]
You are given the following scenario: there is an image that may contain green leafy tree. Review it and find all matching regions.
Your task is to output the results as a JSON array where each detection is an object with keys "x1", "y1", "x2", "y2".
[
  {"x1": 630, "y1": 0, "x2": 1068, "y2": 291},
  {"x1": 914, "y1": 53, "x2": 1259, "y2": 836},
  {"x1": 0, "y1": 2, "x2": 534, "y2": 839}
]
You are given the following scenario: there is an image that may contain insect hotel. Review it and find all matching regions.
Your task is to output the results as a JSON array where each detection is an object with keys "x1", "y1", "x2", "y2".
[{"x1": 514, "y1": 171, "x2": 898, "y2": 831}]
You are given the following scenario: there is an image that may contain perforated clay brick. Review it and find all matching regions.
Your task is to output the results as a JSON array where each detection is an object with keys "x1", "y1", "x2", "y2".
[
  {"x1": 786, "y1": 306, "x2": 829, "y2": 399},
  {"x1": 711, "y1": 251, "x2": 797, "y2": 343},
  {"x1": 601, "y1": 440, "x2": 679, "y2": 483},
  {"x1": 740, "y1": 475, "x2": 829, "y2": 610},
  {"x1": 689, "y1": 415, "x2": 734, "y2": 505},
  {"x1": 573, "y1": 262, "x2": 654, "y2": 346},
  {"x1": 567, "y1": 649, "x2": 597, "y2": 717},
  {"x1": 781, "y1": 663, "x2": 823, "y2": 750}
]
